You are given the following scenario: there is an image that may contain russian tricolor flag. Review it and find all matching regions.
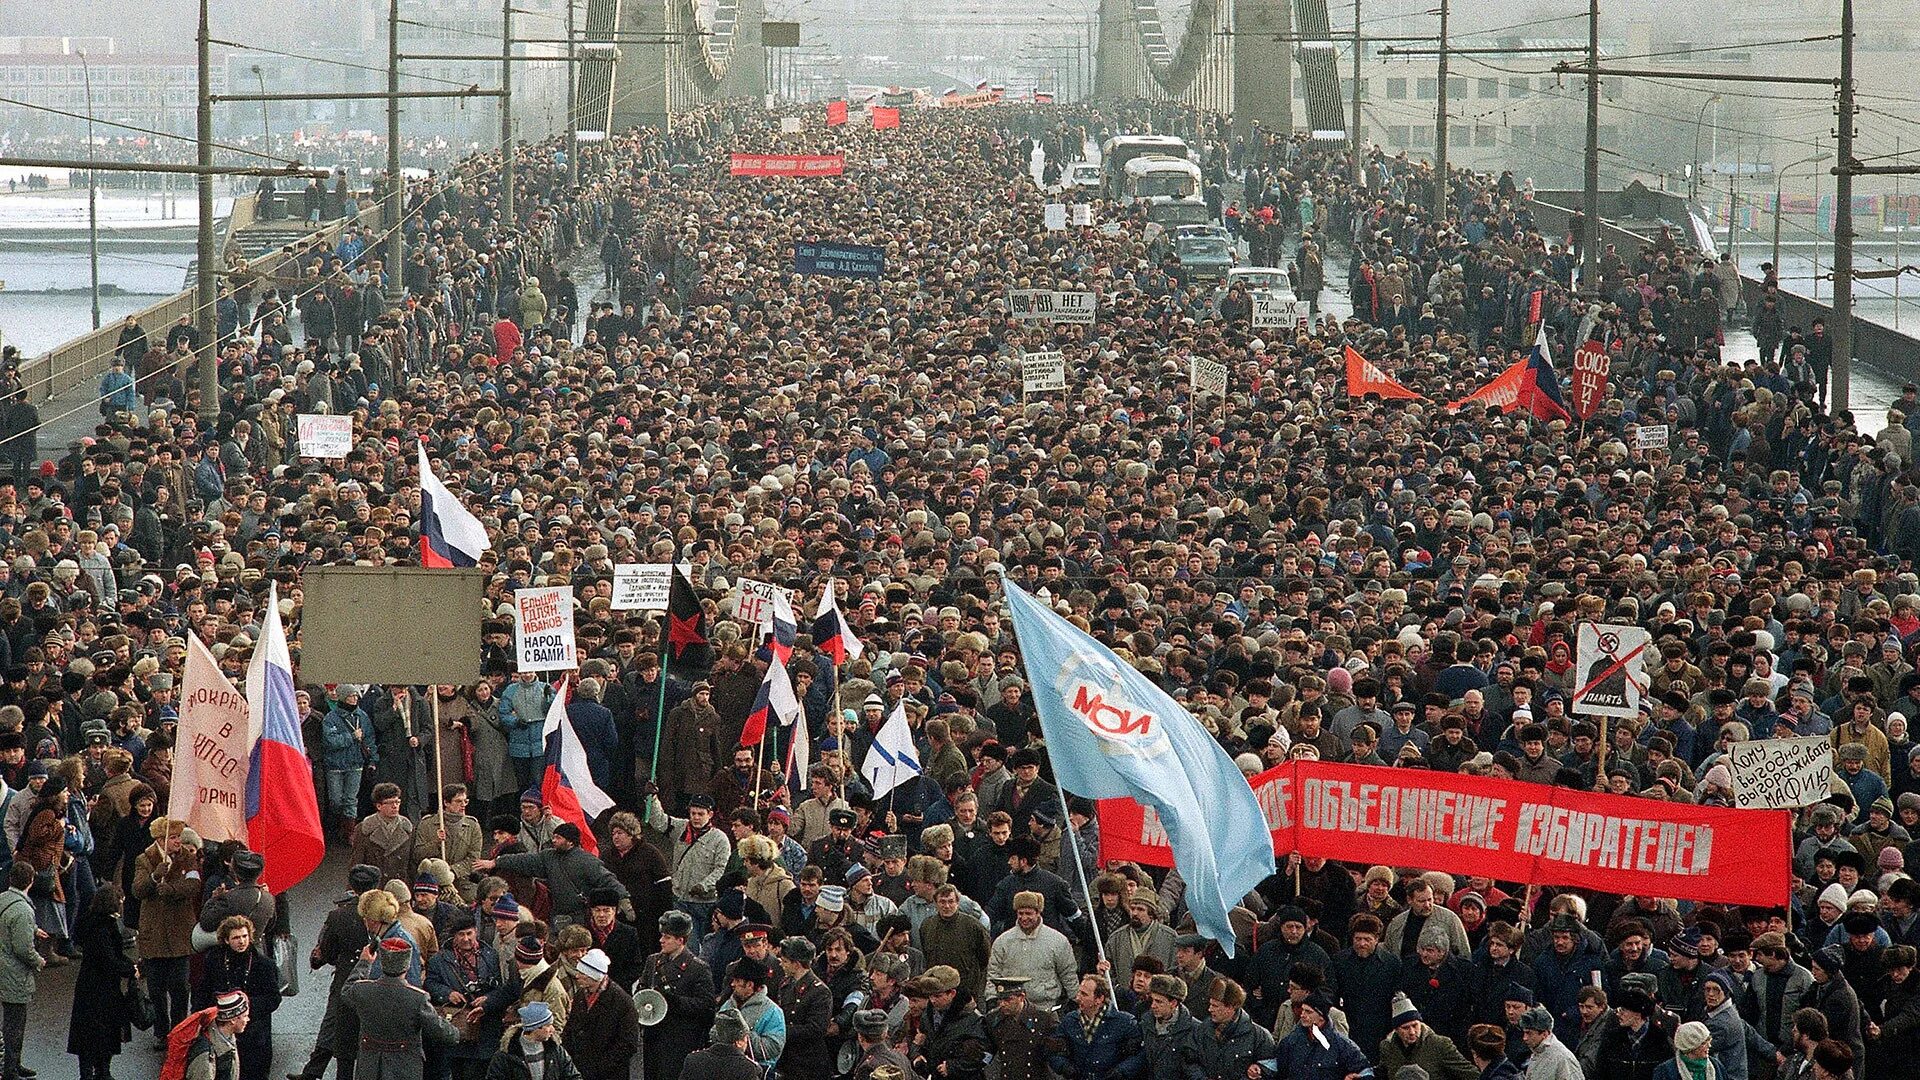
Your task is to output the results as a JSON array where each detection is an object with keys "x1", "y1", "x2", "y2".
[
  {"x1": 740, "y1": 652, "x2": 801, "y2": 748},
  {"x1": 541, "y1": 682, "x2": 614, "y2": 854},
  {"x1": 245, "y1": 583, "x2": 325, "y2": 894},
  {"x1": 812, "y1": 580, "x2": 863, "y2": 665},
  {"x1": 760, "y1": 587, "x2": 797, "y2": 666},
  {"x1": 418, "y1": 441, "x2": 490, "y2": 568}
]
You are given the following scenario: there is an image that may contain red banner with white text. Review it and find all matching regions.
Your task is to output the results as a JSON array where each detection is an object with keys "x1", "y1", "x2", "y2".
[
  {"x1": 1098, "y1": 760, "x2": 1788, "y2": 906},
  {"x1": 1572, "y1": 340, "x2": 1610, "y2": 420},
  {"x1": 730, "y1": 154, "x2": 846, "y2": 177}
]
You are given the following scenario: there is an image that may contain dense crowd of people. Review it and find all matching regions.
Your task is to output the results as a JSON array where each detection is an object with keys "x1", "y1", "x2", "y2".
[{"x1": 0, "y1": 91, "x2": 1906, "y2": 1080}]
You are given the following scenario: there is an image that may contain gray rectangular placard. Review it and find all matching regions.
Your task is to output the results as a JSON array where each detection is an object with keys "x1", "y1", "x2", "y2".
[{"x1": 299, "y1": 566, "x2": 488, "y2": 685}]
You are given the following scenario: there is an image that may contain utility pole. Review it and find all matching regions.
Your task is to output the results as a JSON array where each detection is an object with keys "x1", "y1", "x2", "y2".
[
  {"x1": 1831, "y1": 0, "x2": 1855, "y2": 411},
  {"x1": 1581, "y1": 0, "x2": 1599, "y2": 293},
  {"x1": 1350, "y1": 0, "x2": 1364, "y2": 181},
  {"x1": 566, "y1": 0, "x2": 578, "y2": 189},
  {"x1": 502, "y1": 0, "x2": 515, "y2": 229},
  {"x1": 388, "y1": 0, "x2": 404, "y2": 306},
  {"x1": 1432, "y1": 0, "x2": 1449, "y2": 223},
  {"x1": 196, "y1": 0, "x2": 217, "y2": 420},
  {"x1": 79, "y1": 51, "x2": 100, "y2": 330}
]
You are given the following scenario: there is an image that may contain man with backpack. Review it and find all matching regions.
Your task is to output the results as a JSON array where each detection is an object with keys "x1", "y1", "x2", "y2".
[{"x1": 171, "y1": 990, "x2": 247, "y2": 1080}]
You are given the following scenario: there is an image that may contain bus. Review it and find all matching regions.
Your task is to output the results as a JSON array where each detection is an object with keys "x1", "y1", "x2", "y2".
[
  {"x1": 1100, "y1": 134, "x2": 1191, "y2": 199},
  {"x1": 1122, "y1": 156, "x2": 1202, "y2": 203}
]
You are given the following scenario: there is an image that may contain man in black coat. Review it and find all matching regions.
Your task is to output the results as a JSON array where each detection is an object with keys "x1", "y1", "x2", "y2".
[
  {"x1": 1398, "y1": 926, "x2": 1478, "y2": 1045},
  {"x1": 584, "y1": 888, "x2": 644, "y2": 992},
  {"x1": 680, "y1": 1014, "x2": 760, "y2": 1080},
  {"x1": 774, "y1": 937, "x2": 834, "y2": 1079},
  {"x1": 563, "y1": 948, "x2": 639, "y2": 1080},
  {"x1": 639, "y1": 910, "x2": 717, "y2": 1080}
]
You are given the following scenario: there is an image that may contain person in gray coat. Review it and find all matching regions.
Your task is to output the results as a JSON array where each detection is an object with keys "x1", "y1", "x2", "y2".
[
  {"x1": 477, "y1": 822, "x2": 627, "y2": 929},
  {"x1": 0, "y1": 862, "x2": 46, "y2": 1080}
]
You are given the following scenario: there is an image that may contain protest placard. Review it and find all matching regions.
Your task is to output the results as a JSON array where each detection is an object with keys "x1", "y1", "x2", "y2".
[
  {"x1": 514, "y1": 586, "x2": 577, "y2": 671},
  {"x1": 1252, "y1": 297, "x2": 1304, "y2": 328},
  {"x1": 779, "y1": 116, "x2": 803, "y2": 134},
  {"x1": 1044, "y1": 203, "x2": 1068, "y2": 231},
  {"x1": 1022, "y1": 350, "x2": 1067, "y2": 394},
  {"x1": 732, "y1": 578, "x2": 789, "y2": 627},
  {"x1": 1636, "y1": 424, "x2": 1670, "y2": 450},
  {"x1": 297, "y1": 414, "x2": 354, "y2": 459},
  {"x1": 1191, "y1": 356, "x2": 1227, "y2": 397},
  {"x1": 1571, "y1": 622, "x2": 1651, "y2": 719},
  {"x1": 610, "y1": 564, "x2": 674, "y2": 611},
  {"x1": 1728, "y1": 736, "x2": 1834, "y2": 809},
  {"x1": 1071, "y1": 203, "x2": 1094, "y2": 227}
]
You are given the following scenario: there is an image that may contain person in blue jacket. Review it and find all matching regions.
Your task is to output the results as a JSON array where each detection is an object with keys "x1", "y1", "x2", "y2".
[
  {"x1": 1265, "y1": 988, "x2": 1368, "y2": 1080},
  {"x1": 1650, "y1": 1021, "x2": 1726, "y2": 1080},
  {"x1": 1051, "y1": 973, "x2": 1145, "y2": 1080},
  {"x1": 320, "y1": 686, "x2": 374, "y2": 838},
  {"x1": 497, "y1": 674, "x2": 554, "y2": 794}
]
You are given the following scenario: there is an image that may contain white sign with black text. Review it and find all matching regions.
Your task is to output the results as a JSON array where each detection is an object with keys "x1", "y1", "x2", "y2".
[{"x1": 1022, "y1": 350, "x2": 1068, "y2": 394}]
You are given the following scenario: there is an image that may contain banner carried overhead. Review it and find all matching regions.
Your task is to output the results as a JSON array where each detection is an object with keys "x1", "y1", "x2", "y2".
[
  {"x1": 730, "y1": 153, "x2": 846, "y2": 177},
  {"x1": 1098, "y1": 760, "x2": 1789, "y2": 907}
]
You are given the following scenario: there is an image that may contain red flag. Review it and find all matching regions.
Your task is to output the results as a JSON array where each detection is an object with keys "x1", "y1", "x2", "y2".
[
  {"x1": 1344, "y1": 346, "x2": 1423, "y2": 400},
  {"x1": 871, "y1": 106, "x2": 900, "y2": 130},
  {"x1": 1571, "y1": 339, "x2": 1610, "y2": 420},
  {"x1": 1447, "y1": 358, "x2": 1530, "y2": 412},
  {"x1": 826, "y1": 100, "x2": 848, "y2": 126}
]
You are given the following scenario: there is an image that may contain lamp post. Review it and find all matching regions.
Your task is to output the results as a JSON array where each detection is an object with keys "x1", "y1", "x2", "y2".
[
  {"x1": 78, "y1": 50, "x2": 100, "y2": 330},
  {"x1": 1773, "y1": 150, "x2": 1833, "y2": 274},
  {"x1": 1690, "y1": 93, "x2": 1721, "y2": 202},
  {"x1": 251, "y1": 65, "x2": 270, "y2": 143}
]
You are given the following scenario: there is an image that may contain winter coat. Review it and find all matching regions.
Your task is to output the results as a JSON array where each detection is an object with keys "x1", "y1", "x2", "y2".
[
  {"x1": 1525, "y1": 1033, "x2": 1585, "y2": 1080},
  {"x1": 1143, "y1": 1004, "x2": 1210, "y2": 1080},
  {"x1": 132, "y1": 841, "x2": 201, "y2": 958},
  {"x1": 485, "y1": 1026, "x2": 582, "y2": 1080},
  {"x1": 920, "y1": 992, "x2": 991, "y2": 1080},
  {"x1": 646, "y1": 800, "x2": 730, "y2": 903},
  {"x1": 463, "y1": 694, "x2": 518, "y2": 805},
  {"x1": 320, "y1": 704, "x2": 374, "y2": 771},
  {"x1": 774, "y1": 970, "x2": 833, "y2": 1078},
  {"x1": 560, "y1": 981, "x2": 639, "y2": 1080},
  {"x1": 1264, "y1": 1019, "x2": 1362, "y2": 1080},
  {"x1": 67, "y1": 906, "x2": 136, "y2": 1056},
  {"x1": 497, "y1": 681, "x2": 554, "y2": 760},
  {"x1": 0, "y1": 889, "x2": 41, "y2": 1005},
  {"x1": 1380, "y1": 1026, "x2": 1481, "y2": 1080},
  {"x1": 1335, "y1": 946, "x2": 1405, "y2": 1060},
  {"x1": 1051, "y1": 1005, "x2": 1145, "y2": 1080},
  {"x1": 1197, "y1": 1009, "x2": 1276, "y2": 1080},
  {"x1": 1596, "y1": 1016, "x2": 1675, "y2": 1080},
  {"x1": 985, "y1": 1000, "x2": 1057, "y2": 1080}
]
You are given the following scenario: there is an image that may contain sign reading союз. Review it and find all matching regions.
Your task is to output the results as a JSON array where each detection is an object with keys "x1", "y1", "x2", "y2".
[{"x1": 1100, "y1": 760, "x2": 1787, "y2": 906}]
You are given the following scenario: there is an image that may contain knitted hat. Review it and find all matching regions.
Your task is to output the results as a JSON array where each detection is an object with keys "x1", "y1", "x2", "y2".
[
  {"x1": 576, "y1": 949, "x2": 610, "y2": 981},
  {"x1": 1674, "y1": 1022, "x2": 1711, "y2": 1053},
  {"x1": 818, "y1": 885, "x2": 846, "y2": 912},
  {"x1": 514, "y1": 935, "x2": 545, "y2": 965},
  {"x1": 518, "y1": 1001, "x2": 555, "y2": 1029},
  {"x1": 1518, "y1": 1006, "x2": 1555, "y2": 1032},
  {"x1": 1390, "y1": 992, "x2": 1422, "y2": 1027},
  {"x1": 216, "y1": 990, "x2": 250, "y2": 1023}
]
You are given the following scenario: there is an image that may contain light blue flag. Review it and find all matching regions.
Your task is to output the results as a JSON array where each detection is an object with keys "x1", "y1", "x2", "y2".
[{"x1": 1001, "y1": 579, "x2": 1274, "y2": 956}]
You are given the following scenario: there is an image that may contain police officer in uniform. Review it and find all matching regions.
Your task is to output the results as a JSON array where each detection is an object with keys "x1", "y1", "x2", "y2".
[
  {"x1": 843, "y1": 1009, "x2": 911, "y2": 1080},
  {"x1": 341, "y1": 937, "x2": 459, "y2": 1080},
  {"x1": 639, "y1": 910, "x2": 717, "y2": 1080},
  {"x1": 981, "y1": 976, "x2": 1056, "y2": 1080},
  {"x1": 288, "y1": 863, "x2": 381, "y2": 1080},
  {"x1": 809, "y1": 809, "x2": 863, "y2": 884}
]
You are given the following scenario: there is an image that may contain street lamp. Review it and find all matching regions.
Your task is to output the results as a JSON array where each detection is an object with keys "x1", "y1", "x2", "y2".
[
  {"x1": 1691, "y1": 93, "x2": 1721, "y2": 203},
  {"x1": 78, "y1": 49, "x2": 100, "y2": 330},
  {"x1": 251, "y1": 65, "x2": 270, "y2": 143},
  {"x1": 1773, "y1": 150, "x2": 1833, "y2": 274}
]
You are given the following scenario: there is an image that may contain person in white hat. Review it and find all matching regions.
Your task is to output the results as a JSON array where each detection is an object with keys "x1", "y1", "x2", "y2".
[{"x1": 564, "y1": 948, "x2": 639, "y2": 1080}]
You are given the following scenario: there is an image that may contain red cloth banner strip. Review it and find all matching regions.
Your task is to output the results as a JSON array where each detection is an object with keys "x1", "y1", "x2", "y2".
[
  {"x1": 872, "y1": 107, "x2": 901, "y2": 129},
  {"x1": 826, "y1": 100, "x2": 848, "y2": 126},
  {"x1": 730, "y1": 154, "x2": 846, "y2": 177},
  {"x1": 1098, "y1": 760, "x2": 1788, "y2": 907}
]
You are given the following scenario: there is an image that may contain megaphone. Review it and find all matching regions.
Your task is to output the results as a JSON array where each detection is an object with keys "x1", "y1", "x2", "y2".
[{"x1": 635, "y1": 988, "x2": 669, "y2": 1027}]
